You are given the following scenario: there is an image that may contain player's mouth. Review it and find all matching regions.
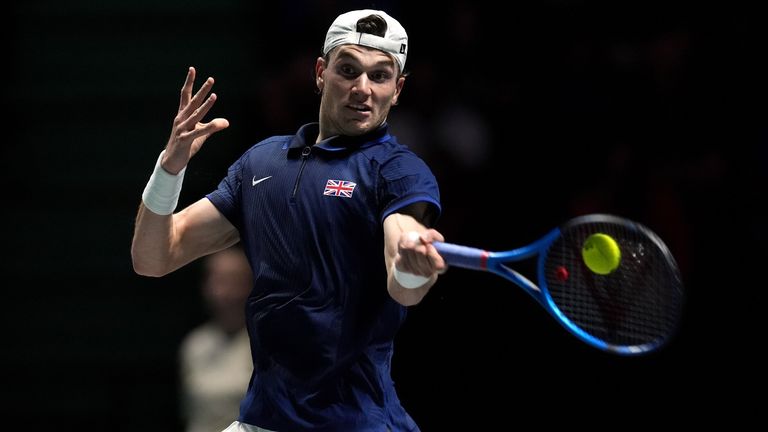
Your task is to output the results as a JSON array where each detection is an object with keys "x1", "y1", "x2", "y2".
[{"x1": 347, "y1": 104, "x2": 372, "y2": 115}]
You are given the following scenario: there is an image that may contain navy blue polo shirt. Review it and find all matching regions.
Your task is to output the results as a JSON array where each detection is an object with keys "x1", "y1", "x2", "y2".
[{"x1": 206, "y1": 122, "x2": 440, "y2": 431}]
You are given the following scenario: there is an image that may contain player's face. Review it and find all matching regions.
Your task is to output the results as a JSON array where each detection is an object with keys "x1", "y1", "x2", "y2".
[{"x1": 316, "y1": 45, "x2": 404, "y2": 140}]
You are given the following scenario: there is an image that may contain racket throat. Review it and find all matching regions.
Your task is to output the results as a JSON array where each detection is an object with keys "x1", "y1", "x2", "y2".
[{"x1": 503, "y1": 265, "x2": 540, "y2": 294}]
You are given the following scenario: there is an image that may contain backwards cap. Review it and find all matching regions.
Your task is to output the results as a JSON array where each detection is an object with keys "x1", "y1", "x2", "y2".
[{"x1": 323, "y1": 9, "x2": 408, "y2": 72}]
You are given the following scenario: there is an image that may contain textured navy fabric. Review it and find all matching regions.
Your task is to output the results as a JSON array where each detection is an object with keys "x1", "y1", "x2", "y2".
[{"x1": 206, "y1": 123, "x2": 439, "y2": 431}]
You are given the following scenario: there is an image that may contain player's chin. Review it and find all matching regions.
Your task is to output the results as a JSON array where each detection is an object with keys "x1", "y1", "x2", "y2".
[{"x1": 343, "y1": 119, "x2": 378, "y2": 136}]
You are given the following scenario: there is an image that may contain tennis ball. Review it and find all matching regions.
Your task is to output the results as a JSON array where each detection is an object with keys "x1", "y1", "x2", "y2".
[{"x1": 581, "y1": 233, "x2": 621, "y2": 275}]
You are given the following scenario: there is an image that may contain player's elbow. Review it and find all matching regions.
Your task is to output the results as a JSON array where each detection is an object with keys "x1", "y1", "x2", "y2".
[
  {"x1": 131, "y1": 251, "x2": 170, "y2": 277},
  {"x1": 132, "y1": 260, "x2": 165, "y2": 277}
]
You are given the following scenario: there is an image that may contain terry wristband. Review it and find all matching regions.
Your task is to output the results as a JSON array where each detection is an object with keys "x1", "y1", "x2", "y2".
[
  {"x1": 141, "y1": 150, "x2": 186, "y2": 215},
  {"x1": 393, "y1": 265, "x2": 430, "y2": 289}
]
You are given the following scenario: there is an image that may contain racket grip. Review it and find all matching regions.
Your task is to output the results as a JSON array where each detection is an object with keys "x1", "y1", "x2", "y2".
[{"x1": 432, "y1": 242, "x2": 489, "y2": 271}]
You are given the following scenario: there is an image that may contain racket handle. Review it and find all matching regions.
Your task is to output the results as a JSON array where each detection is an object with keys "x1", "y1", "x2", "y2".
[{"x1": 432, "y1": 242, "x2": 489, "y2": 271}]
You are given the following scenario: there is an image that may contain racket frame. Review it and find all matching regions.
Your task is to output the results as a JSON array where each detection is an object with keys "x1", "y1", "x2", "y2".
[{"x1": 433, "y1": 214, "x2": 680, "y2": 355}]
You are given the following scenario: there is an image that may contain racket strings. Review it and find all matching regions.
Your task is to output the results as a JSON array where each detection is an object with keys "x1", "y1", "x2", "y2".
[{"x1": 544, "y1": 222, "x2": 683, "y2": 348}]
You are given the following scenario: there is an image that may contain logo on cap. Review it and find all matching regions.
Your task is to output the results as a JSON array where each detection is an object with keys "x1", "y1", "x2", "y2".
[{"x1": 400, "y1": 44, "x2": 407, "y2": 54}]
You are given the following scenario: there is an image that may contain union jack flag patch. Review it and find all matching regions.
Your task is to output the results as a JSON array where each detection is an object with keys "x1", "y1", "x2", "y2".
[{"x1": 323, "y1": 179, "x2": 357, "y2": 198}]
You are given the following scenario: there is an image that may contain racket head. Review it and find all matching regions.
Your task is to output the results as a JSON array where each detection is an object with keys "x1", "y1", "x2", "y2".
[{"x1": 537, "y1": 214, "x2": 684, "y2": 355}]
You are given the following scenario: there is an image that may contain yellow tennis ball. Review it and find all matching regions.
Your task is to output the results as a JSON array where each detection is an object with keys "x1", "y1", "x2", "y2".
[{"x1": 582, "y1": 233, "x2": 621, "y2": 275}]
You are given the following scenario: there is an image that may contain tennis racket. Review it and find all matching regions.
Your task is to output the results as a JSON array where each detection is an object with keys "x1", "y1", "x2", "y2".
[{"x1": 433, "y1": 214, "x2": 684, "y2": 355}]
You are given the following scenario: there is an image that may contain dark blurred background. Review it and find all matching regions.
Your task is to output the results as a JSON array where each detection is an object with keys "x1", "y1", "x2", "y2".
[{"x1": 3, "y1": 0, "x2": 764, "y2": 429}]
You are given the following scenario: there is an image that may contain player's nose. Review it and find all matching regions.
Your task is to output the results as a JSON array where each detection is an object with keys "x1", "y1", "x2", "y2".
[{"x1": 350, "y1": 75, "x2": 372, "y2": 99}]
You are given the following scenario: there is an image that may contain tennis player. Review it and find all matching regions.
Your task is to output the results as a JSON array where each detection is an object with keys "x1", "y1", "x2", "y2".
[{"x1": 132, "y1": 9, "x2": 445, "y2": 432}]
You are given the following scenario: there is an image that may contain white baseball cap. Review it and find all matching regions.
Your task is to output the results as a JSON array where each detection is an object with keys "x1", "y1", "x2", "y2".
[{"x1": 323, "y1": 9, "x2": 408, "y2": 72}]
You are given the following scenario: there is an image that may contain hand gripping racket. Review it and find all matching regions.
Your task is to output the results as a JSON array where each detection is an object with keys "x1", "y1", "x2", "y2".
[{"x1": 433, "y1": 214, "x2": 684, "y2": 355}]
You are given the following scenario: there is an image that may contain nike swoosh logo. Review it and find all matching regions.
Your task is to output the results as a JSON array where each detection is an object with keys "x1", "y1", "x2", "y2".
[{"x1": 252, "y1": 175, "x2": 272, "y2": 186}]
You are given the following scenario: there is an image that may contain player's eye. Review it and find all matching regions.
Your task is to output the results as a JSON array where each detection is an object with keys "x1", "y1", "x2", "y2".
[
  {"x1": 339, "y1": 65, "x2": 358, "y2": 77},
  {"x1": 370, "y1": 72, "x2": 391, "y2": 83}
]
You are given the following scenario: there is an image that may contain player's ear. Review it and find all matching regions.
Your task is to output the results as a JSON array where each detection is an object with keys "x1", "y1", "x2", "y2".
[
  {"x1": 315, "y1": 57, "x2": 326, "y2": 92},
  {"x1": 392, "y1": 75, "x2": 405, "y2": 106}
]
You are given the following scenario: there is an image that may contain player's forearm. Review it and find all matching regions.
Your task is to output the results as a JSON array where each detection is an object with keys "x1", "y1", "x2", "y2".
[
  {"x1": 383, "y1": 213, "x2": 445, "y2": 306},
  {"x1": 132, "y1": 148, "x2": 189, "y2": 276},
  {"x1": 131, "y1": 203, "x2": 178, "y2": 277}
]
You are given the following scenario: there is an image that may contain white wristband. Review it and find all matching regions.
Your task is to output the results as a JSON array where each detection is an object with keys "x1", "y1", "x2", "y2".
[
  {"x1": 393, "y1": 266, "x2": 430, "y2": 289},
  {"x1": 141, "y1": 150, "x2": 186, "y2": 215}
]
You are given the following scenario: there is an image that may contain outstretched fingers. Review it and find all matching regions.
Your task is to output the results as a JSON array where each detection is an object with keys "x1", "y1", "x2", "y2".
[
  {"x1": 178, "y1": 67, "x2": 196, "y2": 113},
  {"x1": 182, "y1": 92, "x2": 219, "y2": 130},
  {"x1": 163, "y1": 68, "x2": 229, "y2": 172},
  {"x1": 179, "y1": 77, "x2": 215, "y2": 119},
  {"x1": 180, "y1": 117, "x2": 230, "y2": 142}
]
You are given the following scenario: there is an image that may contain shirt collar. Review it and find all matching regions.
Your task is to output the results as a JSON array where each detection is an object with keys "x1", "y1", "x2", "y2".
[{"x1": 288, "y1": 122, "x2": 391, "y2": 153}]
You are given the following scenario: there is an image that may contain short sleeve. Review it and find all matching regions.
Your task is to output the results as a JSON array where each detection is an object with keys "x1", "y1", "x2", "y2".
[
  {"x1": 378, "y1": 149, "x2": 441, "y2": 224},
  {"x1": 206, "y1": 156, "x2": 244, "y2": 231}
]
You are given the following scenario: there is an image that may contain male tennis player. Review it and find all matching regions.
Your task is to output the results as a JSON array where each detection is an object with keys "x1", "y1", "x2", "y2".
[{"x1": 132, "y1": 9, "x2": 445, "y2": 432}]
